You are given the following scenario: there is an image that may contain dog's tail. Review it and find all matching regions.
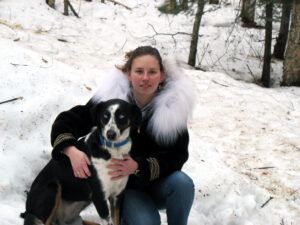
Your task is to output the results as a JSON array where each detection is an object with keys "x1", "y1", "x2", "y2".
[{"x1": 20, "y1": 212, "x2": 43, "y2": 225}]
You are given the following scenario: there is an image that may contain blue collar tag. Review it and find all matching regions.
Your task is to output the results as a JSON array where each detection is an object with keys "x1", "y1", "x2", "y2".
[{"x1": 99, "y1": 135, "x2": 130, "y2": 148}]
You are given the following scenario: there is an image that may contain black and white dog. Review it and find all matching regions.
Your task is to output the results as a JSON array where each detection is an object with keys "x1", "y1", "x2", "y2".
[{"x1": 21, "y1": 99, "x2": 142, "y2": 225}]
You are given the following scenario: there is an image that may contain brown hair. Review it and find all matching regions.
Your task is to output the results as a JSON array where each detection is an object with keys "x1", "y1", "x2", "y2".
[{"x1": 118, "y1": 46, "x2": 164, "y2": 73}]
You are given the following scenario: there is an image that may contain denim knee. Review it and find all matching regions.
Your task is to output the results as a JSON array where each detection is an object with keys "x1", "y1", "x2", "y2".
[
  {"x1": 122, "y1": 190, "x2": 161, "y2": 225},
  {"x1": 168, "y1": 171, "x2": 194, "y2": 194},
  {"x1": 122, "y1": 209, "x2": 160, "y2": 225}
]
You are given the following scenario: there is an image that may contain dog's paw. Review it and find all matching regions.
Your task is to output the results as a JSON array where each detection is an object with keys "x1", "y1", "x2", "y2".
[{"x1": 101, "y1": 218, "x2": 113, "y2": 225}]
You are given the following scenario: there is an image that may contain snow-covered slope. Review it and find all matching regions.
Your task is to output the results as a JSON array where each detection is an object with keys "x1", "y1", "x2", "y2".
[{"x1": 0, "y1": 0, "x2": 299, "y2": 224}]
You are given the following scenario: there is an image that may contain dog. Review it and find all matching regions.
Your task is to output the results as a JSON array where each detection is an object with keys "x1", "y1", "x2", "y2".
[{"x1": 21, "y1": 99, "x2": 142, "y2": 225}]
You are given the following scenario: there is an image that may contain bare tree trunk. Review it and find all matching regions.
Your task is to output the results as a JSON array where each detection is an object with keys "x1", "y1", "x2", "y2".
[
  {"x1": 46, "y1": 0, "x2": 55, "y2": 8},
  {"x1": 261, "y1": 0, "x2": 273, "y2": 87},
  {"x1": 181, "y1": 0, "x2": 188, "y2": 10},
  {"x1": 273, "y1": 0, "x2": 293, "y2": 59},
  {"x1": 188, "y1": 0, "x2": 205, "y2": 67},
  {"x1": 241, "y1": 0, "x2": 256, "y2": 26},
  {"x1": 209, "y1": 0, "x2": 219, "y2": 4},
  {"x1": 282, "y1": 1, "x2": 300, "y2": 86},
  {"x1": 64, "y1": 0, "x2": 69, "y2": 16}
]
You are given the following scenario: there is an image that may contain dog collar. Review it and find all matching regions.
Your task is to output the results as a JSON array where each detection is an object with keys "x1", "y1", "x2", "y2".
[{"x1": 99, "y1": 135, "x2": 130, "y2": 149}]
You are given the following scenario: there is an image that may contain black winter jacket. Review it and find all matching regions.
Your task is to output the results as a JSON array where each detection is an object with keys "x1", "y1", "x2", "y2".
[
  {"x1": 51, "y1": 61, "x2": 194, "y2": 188},
  {"x1": 50, "y1": 99, "x2": 189, "y2": 189}
]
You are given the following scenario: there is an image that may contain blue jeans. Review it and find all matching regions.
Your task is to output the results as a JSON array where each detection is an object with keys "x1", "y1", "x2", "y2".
[{"x1": 121, "y1": 171, "x2": 194, "y2": 225}]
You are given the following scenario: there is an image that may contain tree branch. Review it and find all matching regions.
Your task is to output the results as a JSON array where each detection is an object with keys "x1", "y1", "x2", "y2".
[
  {"x1": 68, "y1": 0, "x2": 80, "y2": 18},
  {"x1": 106, "y1": 0, "x2": 132, "y2": 10},
  {"x1": 146, "y1": 23, "x2": 202, "y2": 46}
]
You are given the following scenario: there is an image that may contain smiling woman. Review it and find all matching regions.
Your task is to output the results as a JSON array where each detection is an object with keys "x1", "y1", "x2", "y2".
[
  {"x1": 50, "y1": 46, "x2": 195, "y2": 225},
  {"x1": 125, "y1": 52, "x2": 165, "y2": 108}
]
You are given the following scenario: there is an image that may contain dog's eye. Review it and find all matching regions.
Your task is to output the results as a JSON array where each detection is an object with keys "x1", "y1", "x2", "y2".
[
  {"x1": 102, "y1": 112, "x2": 110, "y2": 123},
  {"x1": 116, "y1": 114, "x2": 127, "y2": 124}
]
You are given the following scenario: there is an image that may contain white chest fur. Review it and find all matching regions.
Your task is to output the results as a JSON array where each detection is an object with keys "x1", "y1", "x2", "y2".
[
  {"x1": 92, "y1": 158, "x2": 128, "y2": 199},
  {"x1": 91, "y1": 143, "x2": 131, "y2": 199}
]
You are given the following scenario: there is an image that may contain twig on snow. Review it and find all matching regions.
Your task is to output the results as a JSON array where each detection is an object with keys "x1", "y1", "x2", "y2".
[
  {"x1": 0, "y1": 97, "x2": 23, "y2": 105},
  {"x1": 261, "y1": 196, "x2": 273, "y2": 208},
  {"x1": 10, "y1": 63, "x2": 28, "y2": 67},
  {"x1": 57, "y1": 38, "x2": 69, "y2": 42},
  {"x1": 211, "y1": 79, "x2": 229, "y2": 87},
  {"x1": 254, "y1": 166, "x2": 275, "y2": 170},
  {"x1": 106, "y1": 0, "x2": 132, "y2": 11}
]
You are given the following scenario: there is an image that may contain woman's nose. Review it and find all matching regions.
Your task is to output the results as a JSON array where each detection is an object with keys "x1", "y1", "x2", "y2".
[{"x1": 142, "y1": 72, "x2": 150, "y2": 80}]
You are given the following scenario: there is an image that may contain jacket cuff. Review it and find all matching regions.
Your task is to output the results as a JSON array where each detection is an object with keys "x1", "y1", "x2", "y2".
[
  {"x1": 52, "y1": 133, "x2": 77, "y2": 160},
  {"x1": 135, "y1": 157, "x2": 160, "y2": 182}
]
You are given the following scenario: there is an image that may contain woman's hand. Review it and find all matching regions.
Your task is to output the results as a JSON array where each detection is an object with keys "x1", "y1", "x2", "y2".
[
  {"x1": 107, "y1": 154, "x2": 138, "y2": 180},
  {"x1": 64, "y1": 146, "x2": 91, "y2": 179}
]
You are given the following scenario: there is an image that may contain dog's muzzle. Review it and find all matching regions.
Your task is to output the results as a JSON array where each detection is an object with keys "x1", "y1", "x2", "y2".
[{"x1": 106, "y1": 129, "x2": 117, "y2": 140}]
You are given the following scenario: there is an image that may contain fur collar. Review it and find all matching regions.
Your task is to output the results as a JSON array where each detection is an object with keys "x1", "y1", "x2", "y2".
[{"x1": 91, "y1": 58, "x2": 195, "y2": 145}]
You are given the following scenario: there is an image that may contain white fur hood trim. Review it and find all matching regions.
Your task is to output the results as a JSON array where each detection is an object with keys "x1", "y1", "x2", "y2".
[
  {"x1": 91, "y1": 58, "x2": 195, "y2": 145},
  {"x1": 92, "y1": 68, "x2": 130, "y2": 103}
]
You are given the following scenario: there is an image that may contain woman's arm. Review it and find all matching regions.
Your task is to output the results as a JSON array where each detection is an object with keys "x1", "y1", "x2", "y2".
[
  {"x1": 107, "y1": 129, "x2": 189, "y2": 185},
  {"x1": 134, "y1": 130, "x2": 189, "y2": 183},
  {"x1": 50, "y1": 101, "x2": 94, "y2": 178},
  {"x1": 51, "y1": 102, "x2": 94, "y2": 159}
]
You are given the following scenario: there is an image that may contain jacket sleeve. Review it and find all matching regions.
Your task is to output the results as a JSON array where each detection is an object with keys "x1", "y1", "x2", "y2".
[
  {"x1": 50, "y1": 101, "x2": 94, "y2": 160},
  {"x1": 133, "y1": 129, "x2": 189, "y2": 184}
]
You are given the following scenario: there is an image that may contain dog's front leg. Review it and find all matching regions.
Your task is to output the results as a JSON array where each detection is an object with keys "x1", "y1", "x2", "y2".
[
  {"x1": 109, "y1": 196, "x2": 121, "y2": 225},
  {"x1": 88, "y1": 167, "x2": 112, "y2": 224}
]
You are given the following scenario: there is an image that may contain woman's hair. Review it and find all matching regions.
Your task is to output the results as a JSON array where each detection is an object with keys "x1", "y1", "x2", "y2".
[{"x1": 118, "y1": 46, "x2": 164, "y2": 73}]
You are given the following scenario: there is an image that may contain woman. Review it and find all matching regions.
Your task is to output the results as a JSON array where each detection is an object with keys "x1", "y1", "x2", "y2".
[{"x1": 51, "y1": 46, "x2": 195, "y2": 225}]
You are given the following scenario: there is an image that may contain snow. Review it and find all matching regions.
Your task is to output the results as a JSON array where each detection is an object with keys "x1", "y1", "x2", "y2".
[{"x1": 0, "y1": 0, "x2": 299, "y2": 224}]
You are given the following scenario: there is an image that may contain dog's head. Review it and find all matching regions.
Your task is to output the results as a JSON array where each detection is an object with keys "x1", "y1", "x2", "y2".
[{"x1": 91, "y1": 99, "x2": 142, "y2": 142}]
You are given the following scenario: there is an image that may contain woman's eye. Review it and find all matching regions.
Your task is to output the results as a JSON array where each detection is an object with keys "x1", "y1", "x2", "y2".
[
  {"x1": 135, "y1": 70, "x2": 143, "y2": 75},
  {"x1": 149, "y1": 70, "x2": 157, "y2": 75}
]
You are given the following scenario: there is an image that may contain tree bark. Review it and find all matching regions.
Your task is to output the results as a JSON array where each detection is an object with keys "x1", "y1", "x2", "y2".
[
  {"x1": 188, "y1": 0, "x2": 205, "y2": 67},
  {"x1": 273, "y1": 0, "x2": 293, "y2": 59},
  {"x1": 64, "y1": 0, "x2": 69, "y2": 16},
  {"x1": 261, "y1": 0, "x2": 273, "y2": 87},
  {"x1": 241, "y1": 0, "x2": 256, "y2": 26},
  {"x1": 209, "y1": 0, "x2": 219, "y2": 4},
  {"x1": 181, "y1": 0, "x2": 189, "y2": 10},
  {"x1": 46, "y1": 0, "x2": 55, "y2": 8},
  {"x1": 282, "y1": 1, "x2": 300, "y2": 86}
]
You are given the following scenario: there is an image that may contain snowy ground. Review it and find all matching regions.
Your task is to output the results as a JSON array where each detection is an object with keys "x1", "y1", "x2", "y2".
[{"x1": 0, "y1": 0, "x2": 299, "y2": 225}]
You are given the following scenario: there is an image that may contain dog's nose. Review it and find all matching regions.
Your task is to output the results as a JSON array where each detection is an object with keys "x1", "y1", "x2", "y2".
[{"x1": 106, "y1": 129, "x2": 117, "y2": 140}]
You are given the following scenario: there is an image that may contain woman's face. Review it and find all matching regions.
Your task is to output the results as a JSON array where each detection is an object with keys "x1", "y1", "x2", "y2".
[{"x1": 128, "y1": 55, "x2": 165, "y2": 101}]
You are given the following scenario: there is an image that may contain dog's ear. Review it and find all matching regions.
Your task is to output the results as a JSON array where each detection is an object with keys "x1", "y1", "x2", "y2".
[
  {"x1": 131, "y1": 105, "x2": 142, "y2": 130},
  {"x1": 90, "y1": 102, "x2": 106, "y2": 126}
]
